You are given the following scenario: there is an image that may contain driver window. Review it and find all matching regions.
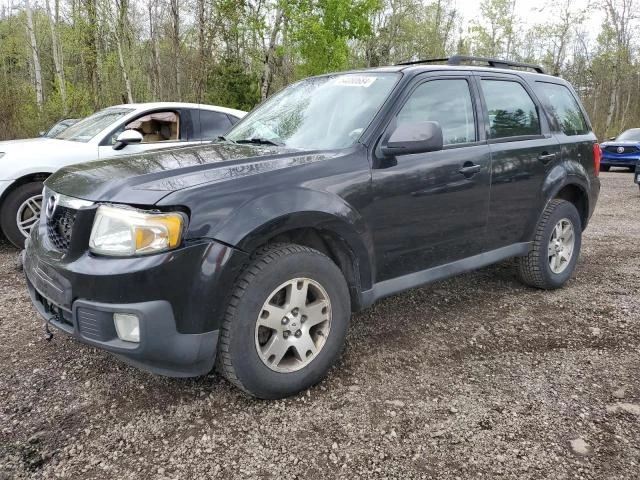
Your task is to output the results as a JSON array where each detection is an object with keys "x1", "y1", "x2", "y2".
[
  {"x1": 396, "y1": 79, "x2": 476, "y2": 145},
  {"x1": 112, "y1": 111, "x2": 180, "y2": 144}
]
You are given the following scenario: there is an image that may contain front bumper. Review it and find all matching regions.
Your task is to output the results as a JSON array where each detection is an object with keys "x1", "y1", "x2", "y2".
[
  {"x1": 601, "y1": 153, "x2": 640, "y2": 167},
  {"x1": 23, "y1": 226, "x2": 248, "y2": 377}
]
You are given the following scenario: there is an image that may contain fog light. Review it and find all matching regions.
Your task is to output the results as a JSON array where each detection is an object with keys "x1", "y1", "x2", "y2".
[{"x1": 114, "y1": 313, "x2": 140, "y2": 343}]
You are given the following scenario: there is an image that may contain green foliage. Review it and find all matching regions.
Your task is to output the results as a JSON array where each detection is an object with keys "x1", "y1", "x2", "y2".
[
  {"x1": 0, "y1": 0, "x2": 638, "y2": 141},
  {"x1": 205, "y1": 60, "x2": 261, "y2": 111}
]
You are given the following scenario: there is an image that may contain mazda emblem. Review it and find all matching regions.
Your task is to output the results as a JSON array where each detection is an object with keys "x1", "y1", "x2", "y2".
[{"x1": 45, "y1": 194, "x2": 58, "y2": 218}]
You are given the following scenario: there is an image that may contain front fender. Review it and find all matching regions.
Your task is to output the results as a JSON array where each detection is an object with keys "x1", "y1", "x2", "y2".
[{"x1": 199, "y1": 188, "x2": 375, "y2": 292}]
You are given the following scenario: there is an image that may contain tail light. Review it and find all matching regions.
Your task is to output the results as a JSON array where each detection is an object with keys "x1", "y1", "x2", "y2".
[{"x1": 593, "y1": 143, "x2": 601, "y2": 177}]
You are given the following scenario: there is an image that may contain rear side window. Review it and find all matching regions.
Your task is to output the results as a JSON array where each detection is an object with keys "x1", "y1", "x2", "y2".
[
  {"x1": 396, "y1": 79, "x2": 476, "y2": 145},
  {"x1": 200, "y1": 110, "x2": 233, "y2": 140},
  {"x1": 533, "y1": 82, "x2": 589, "y2": 135},
  {"x1": 481, "y1": 80, "x2": 541, "y2": 139}
]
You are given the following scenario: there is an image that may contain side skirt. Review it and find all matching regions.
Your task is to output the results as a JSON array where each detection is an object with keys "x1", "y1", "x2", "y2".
[{"x1": 359, "y1": 242, "x2": 532, "y2": 308}]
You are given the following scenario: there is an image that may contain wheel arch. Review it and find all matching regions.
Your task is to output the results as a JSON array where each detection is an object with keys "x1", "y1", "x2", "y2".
[
  {"x1": 0, "y1": 172, "x2": 50, "y2": 206},
  {"x1": 193, "y1": 188, "x2": 377, "y2": 310},
  {"x1": 235, "y1": 215, "x2": 374, "y2": 312},
  {"x1": 539, "y1": 165, "x2": 591, "y2": 231}
]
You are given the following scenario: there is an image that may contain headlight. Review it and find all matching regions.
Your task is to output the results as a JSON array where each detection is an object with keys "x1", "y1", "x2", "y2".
[{"x1": 89, "y1": 205, "x2": 185, "y2": 256}]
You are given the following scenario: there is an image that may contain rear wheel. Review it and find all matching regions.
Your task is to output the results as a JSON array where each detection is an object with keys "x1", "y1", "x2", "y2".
[
  {"x1": 516, "y1": 199, "x2": 582, "y2": 289},
  {"x1": 0, "y1": 182, "x2": 44, "y2": 248},
  {"x1": 217, "y1": 243, "x2": 350, "y2": 399}
]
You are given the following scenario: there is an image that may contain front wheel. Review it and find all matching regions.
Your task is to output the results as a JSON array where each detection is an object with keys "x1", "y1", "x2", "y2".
[
  {"x1": 0, "y1": 182, "x2": 44, "y2": 248},
  {"x1": 217, "y1": 243, "x2": 351, "y2": 399},
  {"x1": 600, "y1": 165, "x2": 610, "y2": 172},
  {"x1": 516, "y1": 199, "x2": 582, "y2": 289}
]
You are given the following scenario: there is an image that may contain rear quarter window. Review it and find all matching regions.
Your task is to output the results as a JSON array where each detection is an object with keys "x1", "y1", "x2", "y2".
[{"x1": 533, "y1": 82, "x2": 589, "y2": 136}]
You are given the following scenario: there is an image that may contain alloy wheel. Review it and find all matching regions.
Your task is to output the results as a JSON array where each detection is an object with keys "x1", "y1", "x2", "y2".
[
  {"x1": 255, "y1": 278, "x2": 332, "y2": 373},
  {"x1": 16, "y1": 194, "x2": 42, "y2": 239},
  {"x1": 548, "y1": 218, "x2": 575, "y2": 274}
]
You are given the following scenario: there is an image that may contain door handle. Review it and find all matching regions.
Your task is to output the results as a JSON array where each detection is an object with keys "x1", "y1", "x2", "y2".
[
  {"x1": 459, "y1": 163, "x2": 482, "y2": 176},
  {"x1": 537, "y1": 152, "x2": 557, "y2": 163}
]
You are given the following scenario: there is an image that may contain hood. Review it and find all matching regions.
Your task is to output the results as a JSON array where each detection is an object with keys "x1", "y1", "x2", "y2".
[
  {"x1": 600, "y1": 140, "x2": 640, "y2": 147},
  {"x1": 45, "y1": 142, "x2": 341, "y2": 204}
]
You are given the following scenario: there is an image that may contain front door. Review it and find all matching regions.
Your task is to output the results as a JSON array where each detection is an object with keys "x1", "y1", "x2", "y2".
[
  {"x1": 365, "y1": 74, "x2": 492, "y2": 281},
  {"x1": 97, "y1": 108, "x2": 201, "y2": 159}
]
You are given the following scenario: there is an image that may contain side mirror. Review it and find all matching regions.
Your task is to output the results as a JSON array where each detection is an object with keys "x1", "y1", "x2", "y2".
[
  {"x1": 608, "y1": 136, "x2": 616, "y2": 141},
  {"x1": 381, "y1": 121, "x2": 444, "y2": 157},
  {"x1": 113, "y1": 129, "x2": 143, "y2": 150},
  {"x1": 38, "y1": 131, "x2": 46, "y2": 137}
]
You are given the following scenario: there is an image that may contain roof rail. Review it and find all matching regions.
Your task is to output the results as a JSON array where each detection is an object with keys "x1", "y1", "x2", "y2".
[{"x1": 397, "y1": 55, "x2": 546, "y2": 74}]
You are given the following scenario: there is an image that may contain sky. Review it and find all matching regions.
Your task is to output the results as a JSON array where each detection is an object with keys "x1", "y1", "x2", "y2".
[
  {"x1": 456, "y1": 0, "x2": 603, "y2": 40},
  {"x1": 1, "y1": 0, "x2": 605, "y2": 42}
]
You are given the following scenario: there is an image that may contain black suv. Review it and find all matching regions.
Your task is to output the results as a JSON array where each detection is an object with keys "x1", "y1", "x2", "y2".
[{"x1": 23, "y1": 56, "x2": 601, "y2": 399}]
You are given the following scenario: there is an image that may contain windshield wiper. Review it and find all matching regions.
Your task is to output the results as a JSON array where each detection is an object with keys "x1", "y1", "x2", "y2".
[
  {"x1": 234, "y1": 137, "x2": 284, "y2": 147},
  {"x1": 215, "y1": 135, "x2": 236, "y2": 144}
]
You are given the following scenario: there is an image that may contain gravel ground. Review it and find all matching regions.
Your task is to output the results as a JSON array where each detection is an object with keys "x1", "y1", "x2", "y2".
[{"x1": 1, "y1": 171, "x2": 639, "y2": 480}]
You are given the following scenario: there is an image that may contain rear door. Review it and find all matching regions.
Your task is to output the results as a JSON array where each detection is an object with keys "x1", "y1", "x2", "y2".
[
  {"x1": 476, "y1": 73, "x2": 561, "y2": 249},
  {"x1": 366, "y1": 72, "x2": 492, "y2": 281},
  {"x1": 198, "y1": 109, "x2": 235, "y2": 141}
]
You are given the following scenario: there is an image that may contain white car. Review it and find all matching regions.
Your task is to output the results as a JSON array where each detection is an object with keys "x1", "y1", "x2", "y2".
[{"x1": 0, "y1": 102, "x2": 246, "y2": 247}]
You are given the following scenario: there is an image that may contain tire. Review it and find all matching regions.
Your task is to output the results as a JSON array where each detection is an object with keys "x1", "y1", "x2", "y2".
[
  {"x1": 600, "y1": 165, "x2": 610, "y2": 172},
  {"x1": 0, "y1": 182, "x2": 44, "y2": 248},
  {"x1": 516, "y1": 199, "x2": 582, "y2": 290},
  {"x1": 628, "y1": 166, "x2": 636, "y2": 173},
  {"x1": 217, "y1": 243, "x2": 351, "y2": 399}
]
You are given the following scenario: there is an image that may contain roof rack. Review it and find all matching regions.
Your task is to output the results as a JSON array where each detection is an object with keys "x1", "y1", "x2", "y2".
[{"x1": 397, "y1": 55, "x2": 546, "y2": 74}]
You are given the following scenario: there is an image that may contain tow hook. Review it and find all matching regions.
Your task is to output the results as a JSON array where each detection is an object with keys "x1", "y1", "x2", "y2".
[{"x1": 45, "y1": 316, "x2": 55, "y2": 341}]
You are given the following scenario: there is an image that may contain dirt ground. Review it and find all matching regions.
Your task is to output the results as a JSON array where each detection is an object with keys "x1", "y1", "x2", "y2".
[{"x1": 0, "y1": 171, "x2": 638, "y2": 480}]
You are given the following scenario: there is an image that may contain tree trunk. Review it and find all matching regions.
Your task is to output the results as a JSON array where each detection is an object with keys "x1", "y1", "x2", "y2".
[
  {"x1": 84, "y1": 0, "x2": 103, "y2": 109},
  {"x1": 25, "y1": 0, "x2": 44, "y2": 112},
  {"x1": 148, "y1": 0, "x2": 160, "y2": 100},
  {"x1": 170, "y1": 0, "x2": 181, "y2": 100},
  {"x1": 605, "y1": 78, "x2": 618, "y2": 134},
  {"x1": 260, "y1": 8, "x2": 283, "y2": 101},
  {"x1": 197, "y1": 0, "x2": 207, "y2": 101},
  {"x1": 45, "y1": 0, "x2": 67, "y2": 114},
  {"x1": 116, "y1": 0, "x2": 133, "y2": 103}
]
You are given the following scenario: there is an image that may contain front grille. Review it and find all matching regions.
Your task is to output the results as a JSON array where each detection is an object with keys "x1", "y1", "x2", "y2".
[
  {"x1": 604, "y1": 145, "x2": 638, "y2": 154},
  {"x1": 47, "y1": 206, "x2": 76, "y2": 252}
]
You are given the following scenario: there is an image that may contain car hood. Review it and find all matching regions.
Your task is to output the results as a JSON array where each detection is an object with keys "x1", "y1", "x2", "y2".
[
  {"x1": 46, "y1": 142, "x2": 341, "y2": 204},
  {"x1": 600, "y1": 140, "x2": 640, "y2": 147},
  {"x1": 0, "y1": 137, "x2": 92, "y2": 158}
]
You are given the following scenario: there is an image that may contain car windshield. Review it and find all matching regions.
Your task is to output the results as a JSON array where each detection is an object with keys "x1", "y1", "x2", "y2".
[
  {"x1": 226, "y1": 72, "x2": 400, "y2": 150},
  {"x1": 56, "y1": 108, "x2": 133, "y2": 142},
  {"x1": 615, "y1": 129, "x2": 640, "y2": 141}
]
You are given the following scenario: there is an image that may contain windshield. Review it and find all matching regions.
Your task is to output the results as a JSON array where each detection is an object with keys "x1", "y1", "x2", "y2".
[
  {"x1": 615, "y1": 129, "x2": 640, "y2": 141},
  {"x1": 226, "y1": 72, "x2": 400, "y2": 150},
  {"x1": 56, "y1": 108, "x2": 133, "y2": 142}
]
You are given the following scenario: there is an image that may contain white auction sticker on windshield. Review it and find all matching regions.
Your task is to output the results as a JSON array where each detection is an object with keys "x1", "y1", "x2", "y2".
[{"x1": 333, "y1": 76, "x2": 376, "y2": 87}]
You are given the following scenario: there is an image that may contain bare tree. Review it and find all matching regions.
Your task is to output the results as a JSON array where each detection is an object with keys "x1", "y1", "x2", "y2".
[
  {"x1": 45, "y1": 0, "x2": 67, "y2": 114},
  {"x1": 25, "y1": 0, "x2": 43, "y2": 112},
  {"x1": 170, "y1": 0, "x2": 181, "y2": 99},
  {"x1": 261, "y1": 7, "x2": 283, "y2": 100},
  {"x1": 115, "y1": 0, "x2": 133, "y2": 103}
]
